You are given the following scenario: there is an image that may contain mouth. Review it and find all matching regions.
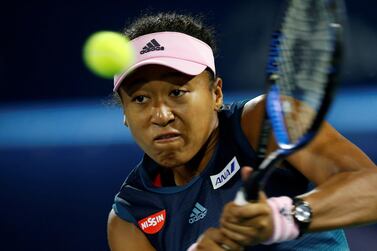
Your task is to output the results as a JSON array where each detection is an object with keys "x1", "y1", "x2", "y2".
[{"x1": 153, "y1": 132, "x2": 182, "y2": 143}]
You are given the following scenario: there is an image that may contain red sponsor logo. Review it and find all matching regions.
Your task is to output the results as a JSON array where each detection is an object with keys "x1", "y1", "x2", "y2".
[{"x1": 138, "y1": 210, "x2": 166, "y2": 234}]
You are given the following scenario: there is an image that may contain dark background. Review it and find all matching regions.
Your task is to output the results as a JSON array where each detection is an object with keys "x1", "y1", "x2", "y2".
[{"x1": 1, "y1": 0, "x2": 376, "y2": 250}]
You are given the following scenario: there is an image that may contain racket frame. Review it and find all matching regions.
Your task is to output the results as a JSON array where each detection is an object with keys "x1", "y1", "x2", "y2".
[{"x1": 242, "y1": 1, "x2": 344, "y2": 201}]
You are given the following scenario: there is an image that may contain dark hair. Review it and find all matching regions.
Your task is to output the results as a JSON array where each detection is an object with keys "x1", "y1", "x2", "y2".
[{"x1": 123, "y1": 12, "x2": 217, "y2": 56}]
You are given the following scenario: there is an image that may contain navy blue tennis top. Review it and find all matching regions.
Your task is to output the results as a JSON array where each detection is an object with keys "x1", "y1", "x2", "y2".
[{"x1": 113, "y1": 101, "x2": 349, "y2": 251}]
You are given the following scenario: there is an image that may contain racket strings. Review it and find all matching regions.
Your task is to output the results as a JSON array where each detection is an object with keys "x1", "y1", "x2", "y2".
[{"x1": 276, "y1": 0, "x2": 336, "y2": 143}]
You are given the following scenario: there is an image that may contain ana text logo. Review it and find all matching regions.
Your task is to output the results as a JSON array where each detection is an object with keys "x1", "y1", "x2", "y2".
[{"x1": 210, "y1": 156, "x2": 240, "y2": 189}]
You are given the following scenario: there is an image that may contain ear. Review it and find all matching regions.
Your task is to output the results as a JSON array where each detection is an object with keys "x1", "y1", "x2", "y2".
[
  {"x1": 123, "y1": 114, "x2": 129, "y2": 127},
  {"x1": 213, "y1": 77, "x2": 223, "y2": 111}
]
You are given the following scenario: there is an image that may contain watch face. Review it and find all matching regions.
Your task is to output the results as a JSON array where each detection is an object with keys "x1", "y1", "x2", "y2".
[{"x1": 295, "y1": 204, "x2": 312, "y2": 223}]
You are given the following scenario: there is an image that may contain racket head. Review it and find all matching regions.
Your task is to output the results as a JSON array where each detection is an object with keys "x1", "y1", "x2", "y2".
[
  {"x1": 265, "y1": 0, "x2": 345, "y2": 154},
  {"x1": 242, "y1": 0, "x2": 346, "y2": 201}
]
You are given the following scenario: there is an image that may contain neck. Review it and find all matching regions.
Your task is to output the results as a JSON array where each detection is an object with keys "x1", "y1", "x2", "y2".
[{"x1": 172, "y1": 127, "x2": 219, "y2": 186}]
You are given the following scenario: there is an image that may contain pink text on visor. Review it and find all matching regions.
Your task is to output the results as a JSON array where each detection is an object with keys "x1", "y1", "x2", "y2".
[{"x1": 113, "y1": 32, "x2": 216, "y2": 91}]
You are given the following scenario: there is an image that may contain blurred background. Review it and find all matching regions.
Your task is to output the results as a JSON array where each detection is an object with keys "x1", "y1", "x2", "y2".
[{"x1": 1, "y1": 0, "x2": 376, "y2": 250}]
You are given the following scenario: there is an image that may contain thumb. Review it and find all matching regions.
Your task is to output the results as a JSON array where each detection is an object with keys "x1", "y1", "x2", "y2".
[
  {"x1": 258, "y1": 191, "x2": 268, "y2": 203},
  {"x1": 241, "y1": 166, "x2": 254, "y2": 182}
]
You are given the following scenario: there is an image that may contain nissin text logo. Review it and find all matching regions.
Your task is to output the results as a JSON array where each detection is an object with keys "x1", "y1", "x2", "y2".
[
  {"x1": 138, "y1": 209, "x2": 166, "y2": 234},
  {"x1": 210, "y1": 157, "x2": 240, "y2": 189}
]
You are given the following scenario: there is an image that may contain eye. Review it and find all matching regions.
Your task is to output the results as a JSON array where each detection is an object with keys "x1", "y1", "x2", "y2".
[
  {"x1": 132, "y1": 95, "x2": 149, "y2": 104},
  {"x1": 170, "y1": 89, "x2": 187, "y2": 97}
]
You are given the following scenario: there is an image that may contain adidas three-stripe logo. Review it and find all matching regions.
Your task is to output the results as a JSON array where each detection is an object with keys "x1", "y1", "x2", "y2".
[
  {"x1": 189, "y1": 202, "x2": 207, "y2": 224},
  {"x1": 140, "y1": 39, "x2": 165, "y2": 54}
]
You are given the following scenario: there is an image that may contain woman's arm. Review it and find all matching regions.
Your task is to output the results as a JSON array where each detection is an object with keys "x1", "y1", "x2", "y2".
[
  {"x1": 218, "y1": 96, "x2": 377, "y2": 247},
  {"x1": 107, "y1": 209, "x2": 156, "y2": 251},
  {"x1": 242, "y1": 96, "x2": 377, "y2": 229},
  {"x1": 287, "y1": 121, "x2": 377, "y2": 230}
]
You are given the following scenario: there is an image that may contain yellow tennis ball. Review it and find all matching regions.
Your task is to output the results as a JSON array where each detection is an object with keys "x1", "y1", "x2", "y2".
[{"x1": 83, "y1": 31, "x2": 134, "y2": 79}]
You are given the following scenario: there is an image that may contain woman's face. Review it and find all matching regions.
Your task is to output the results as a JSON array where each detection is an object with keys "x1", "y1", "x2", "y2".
[{"x1": 119, "y1": 65, "x2": 223, "y2": 168}]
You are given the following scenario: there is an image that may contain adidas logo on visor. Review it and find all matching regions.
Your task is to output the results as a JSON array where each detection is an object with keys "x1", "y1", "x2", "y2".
[{"x1": 140, "y1": 39, "x2": 165, "y2": 54}]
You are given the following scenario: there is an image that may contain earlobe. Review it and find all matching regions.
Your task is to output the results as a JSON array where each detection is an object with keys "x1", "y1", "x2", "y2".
[{"x1": 123, "y1": 114, "x2": 129, "y2": 127}]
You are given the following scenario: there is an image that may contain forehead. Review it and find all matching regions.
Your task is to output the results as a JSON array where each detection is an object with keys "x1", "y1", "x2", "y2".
[{"x1": 119, "y1": 65, "x2": 209, "y2": 94}]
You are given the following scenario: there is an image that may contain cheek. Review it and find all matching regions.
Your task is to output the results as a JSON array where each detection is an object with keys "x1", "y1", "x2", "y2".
[
  {"x1": 124, "y1": 111, "x2": 149, "y2": 142},
  {"x1": 194, "y1": 109, "x2": 217, "y2": 134},
  {"x1": 181, "y1": 94, "x2": 217, "y2": 136}
]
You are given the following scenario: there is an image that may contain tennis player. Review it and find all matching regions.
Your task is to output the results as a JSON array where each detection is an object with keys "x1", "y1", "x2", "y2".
[{"x1": 107, "y1": 13, "x2": 377, "y2": 251}]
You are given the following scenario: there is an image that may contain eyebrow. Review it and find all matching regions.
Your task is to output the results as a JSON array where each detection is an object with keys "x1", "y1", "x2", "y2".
[{"x1": 120, "y1": 79, "x2": 145, "y2": 96}]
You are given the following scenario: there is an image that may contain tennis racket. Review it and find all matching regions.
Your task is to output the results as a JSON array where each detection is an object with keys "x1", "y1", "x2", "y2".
[{"x1": 235, "y1": 0, "x2": 346, "y2": 204}]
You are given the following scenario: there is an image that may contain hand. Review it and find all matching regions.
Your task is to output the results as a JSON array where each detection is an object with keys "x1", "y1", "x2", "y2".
[
  {"x1": 188, "y1": 227, "x2": 244, "y2": 251},
  {"x1": 219, "y1": 166, "x2": 274, "y2": 246}
]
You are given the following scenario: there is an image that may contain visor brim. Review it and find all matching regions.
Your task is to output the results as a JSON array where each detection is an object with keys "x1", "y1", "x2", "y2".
[{"x1": 113, "y1": 58, "x2": 207, "y2": 91}]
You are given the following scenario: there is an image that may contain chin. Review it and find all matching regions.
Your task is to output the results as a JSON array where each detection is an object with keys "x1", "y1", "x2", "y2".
[
  {"x1": 156, "y1": 158, "x2": 184, "y2": 169},
  {"x1": 154, "y1": 152, "x2": 188, "y2": 169}
]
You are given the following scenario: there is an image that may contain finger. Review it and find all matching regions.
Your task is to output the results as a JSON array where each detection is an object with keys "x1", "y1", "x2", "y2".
[
  {"x1": 218, "y1": 236, "x2": 244, "y2": 251},
  {"x1": 196, "y1": 228, "x2": 243, "y2": 251},
  {"x1": 222, "y1": 205, "x2": 273, "y2": 234},
  {"x1": 221, "y1": 205, "x2": 274, "y2": 245},
  {"x1": 220, "y1": 227, "x2": 251, "y2": 247},
  {"x1": 220, "y1": 243, "x2": 244, "y2": 251},
  {"x1": 220, "y1": 219, "x2": 257, "y2": 237},
  {"x1": 196, "y1": 230, "x2": 225, "y2": 251},
  {"x1": 223, "y1": 202, "x2": 270, "y2": 222},
  {"x1": 196, "y1": 240, "x2": 225, "y2": 251},
  {"x1": 197, "y1": 228, "x2": 223, "y2": 244},
  {"x1": 205, "y1": 227, "x2": 244, "y2": 250},
  {"x1": 258, "y1": 191, "x2": 268, "y2": 203}
]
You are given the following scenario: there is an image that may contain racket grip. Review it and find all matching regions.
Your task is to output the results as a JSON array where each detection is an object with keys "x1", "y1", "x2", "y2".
[
  {"x1": 234, "y1": 189, "x2": 248, "y2": 206},
  {"x1": 234, "y1": 171, "x2": 263, "y2": 205},
  {"x1": 244, "y1": 170, "x2": 263, "y2": 200},
  {"x1": 187, "y1": 243, "x2": 197, "y2": 251}
]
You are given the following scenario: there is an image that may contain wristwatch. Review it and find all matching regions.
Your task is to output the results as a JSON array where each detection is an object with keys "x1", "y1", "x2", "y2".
[{"x1": 292, "y1": 197, "x2": 312, "y2": 236}]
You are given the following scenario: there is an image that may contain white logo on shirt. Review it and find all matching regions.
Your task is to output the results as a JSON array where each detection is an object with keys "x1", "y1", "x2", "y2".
[
  {"x1": 189, "y1": 202, "x2": 207, "y2": 224},
  {"x1": 210, "y1": 156, "x2": 240, "y2": 189}
]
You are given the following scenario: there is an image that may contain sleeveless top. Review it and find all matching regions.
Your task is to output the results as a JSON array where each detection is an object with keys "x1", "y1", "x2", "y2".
[{"x1": 113, "y1": 101, "x2": 349, "y2": 251}]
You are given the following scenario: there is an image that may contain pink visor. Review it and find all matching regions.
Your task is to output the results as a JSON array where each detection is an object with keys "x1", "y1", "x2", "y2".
[{"x1": 113, "y1": 31, "x2": 216, "y2": 91}]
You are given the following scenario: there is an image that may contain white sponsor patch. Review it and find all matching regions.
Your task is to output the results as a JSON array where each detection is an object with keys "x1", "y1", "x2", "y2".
[{"x1": 210, "y1": 156, "x2": 240, "y2": 189}]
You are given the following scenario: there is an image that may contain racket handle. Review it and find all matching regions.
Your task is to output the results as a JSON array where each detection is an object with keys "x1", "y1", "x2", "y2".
[
  {"x1": 187, "y1": 243, "x2": 197, "y2": 251},
  {"x1": 234, "y1": 171, "x2": 263, "y2": 205},
  {"x1": 244, "y1": 170, "x2": 264, "y2": 200},
  {"x1": 234, "y1": 189, "x2": 248, "y2": 206}
]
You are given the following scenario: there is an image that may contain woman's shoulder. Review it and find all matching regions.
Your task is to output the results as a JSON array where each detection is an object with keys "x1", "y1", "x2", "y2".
[{"x1": 232, "y1": 95, "x2": 266, "y2": 151}]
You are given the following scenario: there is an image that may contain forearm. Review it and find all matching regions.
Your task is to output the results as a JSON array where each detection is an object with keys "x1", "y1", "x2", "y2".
[{"x1": 302, "y1": 168, "x2": 377, "y2": 231}]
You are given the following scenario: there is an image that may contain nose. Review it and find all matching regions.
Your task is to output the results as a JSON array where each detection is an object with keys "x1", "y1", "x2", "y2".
[{"x1": 151, "y1": 104, "x2": 175, "y2": 127}]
